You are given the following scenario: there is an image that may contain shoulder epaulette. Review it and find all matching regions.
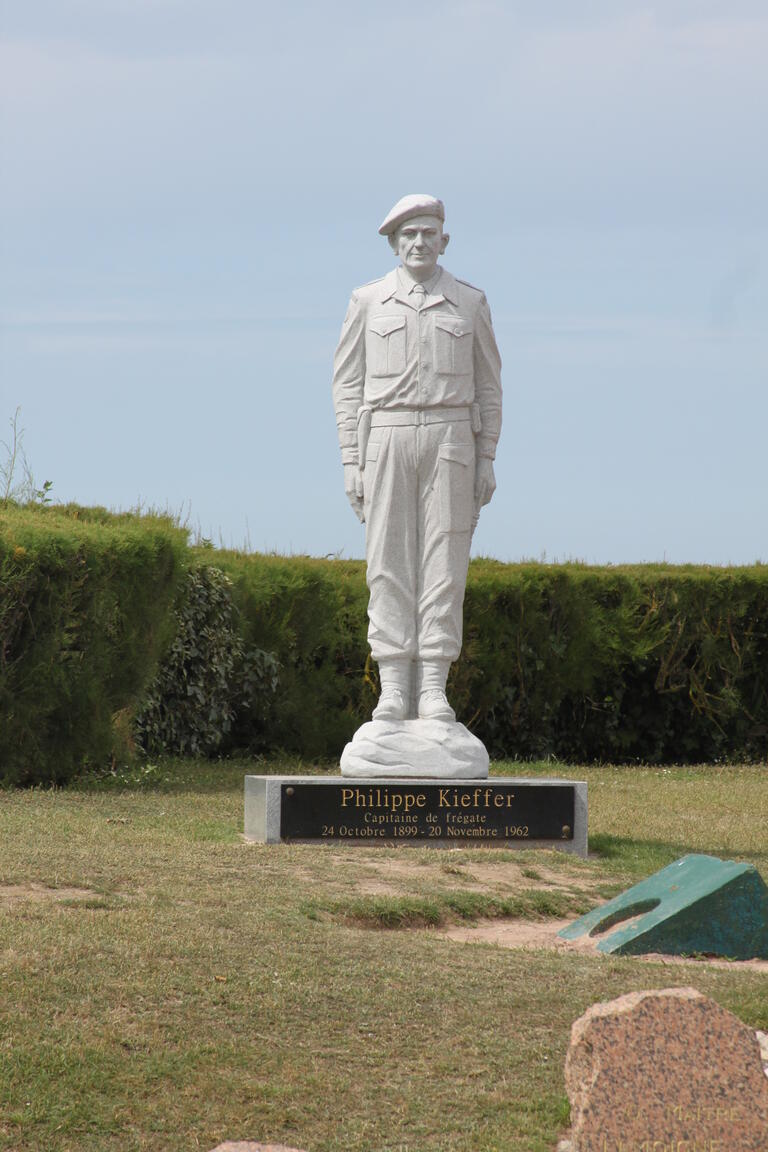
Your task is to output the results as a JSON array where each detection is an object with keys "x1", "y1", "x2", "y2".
[
  {"x1": 455, "y1": 277, "x2": 483, "y2": 294},
  {"x1": 355, "y1": 275, "x2": 387, "y2": 292}
]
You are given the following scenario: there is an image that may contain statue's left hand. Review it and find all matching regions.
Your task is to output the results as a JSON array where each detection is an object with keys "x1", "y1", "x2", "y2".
[{"x1": 475, "y1": 457, "x2": 496, "y2": 510}]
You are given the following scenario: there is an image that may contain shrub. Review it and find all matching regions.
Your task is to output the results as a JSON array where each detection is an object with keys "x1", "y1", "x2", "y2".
[{"x1": 134, "y1": 564, "x2": 278, "y2": 757}]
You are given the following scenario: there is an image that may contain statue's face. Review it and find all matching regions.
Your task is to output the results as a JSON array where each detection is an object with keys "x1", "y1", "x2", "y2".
[{"x1": 393, "y1": 214, "x2": 447, "y2": 279}]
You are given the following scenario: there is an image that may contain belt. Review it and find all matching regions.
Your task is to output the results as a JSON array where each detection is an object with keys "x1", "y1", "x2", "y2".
[{"x1": 370, "y1": 406, "x2": 470, "y2": 428}]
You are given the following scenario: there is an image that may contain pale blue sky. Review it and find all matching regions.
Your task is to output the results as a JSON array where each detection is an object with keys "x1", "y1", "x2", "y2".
[{"x1": 1, "y1": 1, "x2": 767, "y2": 562}]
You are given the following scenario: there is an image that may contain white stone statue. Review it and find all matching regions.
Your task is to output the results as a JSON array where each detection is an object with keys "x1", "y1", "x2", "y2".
[{"x1": 332, "y1": 194, "x2": 502, "y2": 777}]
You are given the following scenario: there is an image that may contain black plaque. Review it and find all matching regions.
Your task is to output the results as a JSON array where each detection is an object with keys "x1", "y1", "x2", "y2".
[{"x1": 280, "y1": 781, "x2": 574, "y2": 844}]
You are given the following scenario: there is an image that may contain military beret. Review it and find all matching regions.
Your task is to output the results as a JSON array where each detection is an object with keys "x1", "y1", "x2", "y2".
[{"x1": 378, "y1": 194, "x2": 445, "y2": 236}]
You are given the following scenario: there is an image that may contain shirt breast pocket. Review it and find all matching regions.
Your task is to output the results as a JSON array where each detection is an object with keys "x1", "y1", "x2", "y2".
[
  {"x1": 433, "y1": 314, "x2": 473, "y2": 375},
  {"x1": 368, "y1": 315, "x2": 407, "y2": 378}
]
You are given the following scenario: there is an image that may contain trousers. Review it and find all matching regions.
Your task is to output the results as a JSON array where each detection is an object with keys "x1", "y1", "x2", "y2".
[{"x1": 362, "y1": 415, "x2": 475, "y2": 662}]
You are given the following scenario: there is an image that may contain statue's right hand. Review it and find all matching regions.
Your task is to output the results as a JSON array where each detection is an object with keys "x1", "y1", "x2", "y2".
[{"x1": 344, "y1": 463, "x2": 365, "y2": 524}]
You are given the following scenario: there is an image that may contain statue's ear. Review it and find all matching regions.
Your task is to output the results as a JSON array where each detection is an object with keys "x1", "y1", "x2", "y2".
[
  {"x1": 387, "y1": 234, "x2": 399, "y2": 253},
  {"x1": 440, "y1": 232, "x2": 450, "y2": 254}
]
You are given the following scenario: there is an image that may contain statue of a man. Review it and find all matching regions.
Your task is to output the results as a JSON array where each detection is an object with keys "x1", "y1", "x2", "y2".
[{"x1": 332, "y1": 194, "x2": 502, "y2": 728}]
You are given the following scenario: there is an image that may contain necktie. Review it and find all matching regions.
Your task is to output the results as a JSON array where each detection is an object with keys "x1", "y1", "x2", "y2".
[{"x1": 413, "y1": 283, "x2": 427, "y2": 310}]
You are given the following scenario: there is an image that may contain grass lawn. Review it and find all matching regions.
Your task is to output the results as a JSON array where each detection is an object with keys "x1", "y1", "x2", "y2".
[{"x1": 1, "y1": 759, "x2": 766, "y2": 1152}]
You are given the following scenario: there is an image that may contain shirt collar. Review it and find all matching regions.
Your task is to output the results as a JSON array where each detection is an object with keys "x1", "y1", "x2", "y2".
[
  {"x1": 398, "y1": 267, "x2": 442, "y2": 296},
  {"x1": 380, "y1": 266, "x2": 458, "y2": 306}
]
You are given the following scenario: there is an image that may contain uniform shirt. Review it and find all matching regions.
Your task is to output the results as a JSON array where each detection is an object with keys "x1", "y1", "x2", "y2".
[{"x1": 332, "y1": 265, "x2": 502, "y2": 465}]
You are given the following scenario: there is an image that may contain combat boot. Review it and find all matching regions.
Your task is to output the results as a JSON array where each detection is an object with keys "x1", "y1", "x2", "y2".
[
  {"x1": 417, "y1": 688, "x2": 456, "y2": 722},
  {"x1": 372, "y1": 658, "x2": 412, "y2": 722},
  {"x1": 416, "y1": 658, "x2": 455, "y2": 722},
  {"x1": 372, "y1": 687, "x2": 409, "y2": 722}
]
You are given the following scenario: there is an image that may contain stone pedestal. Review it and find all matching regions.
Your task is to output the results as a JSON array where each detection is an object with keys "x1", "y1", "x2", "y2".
[{"x1": 244, "y1": 775, "x2": 587, "y2": 855}]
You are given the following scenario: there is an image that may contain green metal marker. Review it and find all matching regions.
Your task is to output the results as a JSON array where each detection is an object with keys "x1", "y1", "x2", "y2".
[{"x1": 559, "y1": 854, "x2": 768, "y2": 959}]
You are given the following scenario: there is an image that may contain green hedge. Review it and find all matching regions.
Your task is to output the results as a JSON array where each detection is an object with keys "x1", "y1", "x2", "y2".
[
  {"x1": 0, "y1": 503, "x2": 187, "y2": 785},
  {"x1": 3, "y1": 499, "x2": 768, "y2": 778},
  {"x1": 455, "y1": 561, "x2": 768, "y2": 763},
  {"x1": 210, "y1": 551, "x2": 372, "y2": 757},
  {"x1": 200, "y1": 553, "x2": 768, "y2": 765}
]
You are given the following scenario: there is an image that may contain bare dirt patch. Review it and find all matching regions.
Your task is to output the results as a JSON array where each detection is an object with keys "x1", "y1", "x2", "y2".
[
  {"x1": 300, "y1": 851, "x2": 606, "y2": 901},
  {"x1": 0, "y1": 883, "x2": 96, "y2": 907},
  {"x1": 442, "y1": 918, "x2": 598, "y2": 954},
  {"x1": 440, "y1": 918, "x2": 768, "y2": 971}
]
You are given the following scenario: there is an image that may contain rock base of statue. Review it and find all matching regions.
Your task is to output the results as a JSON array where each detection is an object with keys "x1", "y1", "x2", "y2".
[{"x1": 339, "y1": 718, "x2": 489, "y2": 779}]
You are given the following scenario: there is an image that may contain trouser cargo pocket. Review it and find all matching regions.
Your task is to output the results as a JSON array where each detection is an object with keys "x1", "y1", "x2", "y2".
[
  {"x1": 363, "y1": 440, "x2": 380, "y2": 509},
  {"x1": 437, "y1": 442, "x2": 474, "y2": 532}
]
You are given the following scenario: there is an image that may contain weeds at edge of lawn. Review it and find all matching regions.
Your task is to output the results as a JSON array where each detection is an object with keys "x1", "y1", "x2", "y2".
[
  {"x1": 71, "y1": 755, "x2": 336, "y2": 795},
  {"x1": 306, "y1": 887, "x2": 595, "y2": 929}
]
